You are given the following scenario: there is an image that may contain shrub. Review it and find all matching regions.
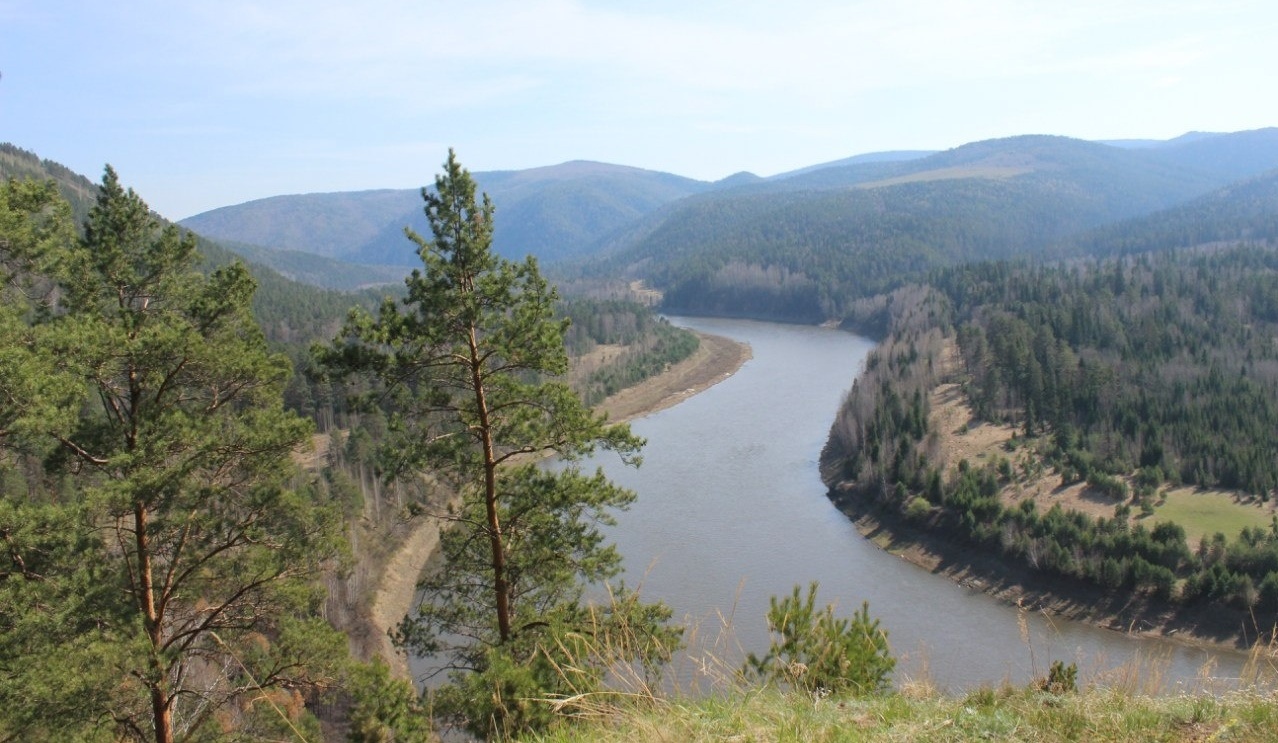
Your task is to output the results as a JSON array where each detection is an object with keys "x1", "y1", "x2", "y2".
[
  {"x1": 431, "y1": 590, "x2": 682, "y2": 740},
  {"x1": 744, "y1": 582, "x2": 894, "y2": 696},
  {"x1": 1038, "y1": 660, "x2": 1078, "y2": 694},
  {"x1": 905, "y1": 496, "x2": 932, "y2": 521},
  {"x1": 346, "y1": 659, "x2": 433, "y2": 743}
]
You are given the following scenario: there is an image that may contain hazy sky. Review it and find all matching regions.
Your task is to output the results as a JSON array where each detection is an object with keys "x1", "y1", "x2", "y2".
[{"x1": 3, "y1": 0, "x2": 1277, "y2": 219}]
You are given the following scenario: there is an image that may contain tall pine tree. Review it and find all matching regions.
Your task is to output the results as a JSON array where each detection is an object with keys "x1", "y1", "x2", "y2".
[
  {"x1": 0, "y1": 169, "x2": 345, "y2": 742},
  {"x1": 321, "y1": 151, "x2": 678, "y2": 739}
]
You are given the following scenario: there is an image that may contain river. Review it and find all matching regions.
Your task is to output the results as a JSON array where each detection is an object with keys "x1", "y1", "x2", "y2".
[{"x1": 583, "y1": 316, "x2": 1252, "y2": 692}]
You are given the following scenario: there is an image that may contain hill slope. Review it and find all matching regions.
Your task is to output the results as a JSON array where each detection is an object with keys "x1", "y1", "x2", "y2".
[
  {"x1": 176, "y1": 128, "x2": 1278, "y2": 314},
  {"x1": 1, "y1": 143, "x2": 369, "y2": 346},
  {"x1": 586, "y1": 133, "x2": 1278, "y2": 323},
  {"x1": 1068, "y1": 169, "x2": 1278, "y2": 257},
  {"x1": 182, "y1": 160, "x2": 712, "y2": 266},
  {"x1": 179, "y1": 189, "x2": 421, "y2": 263}
]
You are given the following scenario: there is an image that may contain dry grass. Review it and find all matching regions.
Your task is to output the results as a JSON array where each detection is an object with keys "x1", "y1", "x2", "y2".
[
  {"x1": 525, "y1": 597, "x2": 1278, "y2": 742},
  {"x1": 531, "y1": 684, "x2": 1278, "y2": 742},
  {"x1": 929, "y1": 341, "x2": 1277, "y2": 536},
  {"x1": 930, "y1": 382, "x2": 1017, "y2": 470},
  {"x1": 529, "y1": 645, "x2": 1278, "y2": 743},
  {"x1": 626, "y1": 280, "x2": 663, "y2": 306},
  {"x1": 291, "y1": 431, "x2": 331, "y2": 472},
  {"x1": 566, "y1": 342, "x2": 629, "y2": 383}
]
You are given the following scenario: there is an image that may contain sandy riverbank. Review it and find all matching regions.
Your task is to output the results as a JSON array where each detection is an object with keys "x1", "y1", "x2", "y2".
[{"x1": 364, "y1": 330, "x2": 752, "y2": 676}]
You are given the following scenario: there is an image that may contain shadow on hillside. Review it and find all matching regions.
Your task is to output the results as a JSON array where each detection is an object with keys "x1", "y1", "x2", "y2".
[{"x1": 834, "y1": 488, "x2": 1270, "y2": 655}]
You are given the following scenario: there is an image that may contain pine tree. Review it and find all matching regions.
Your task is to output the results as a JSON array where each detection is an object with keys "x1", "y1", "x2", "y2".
[
  {"x1": 0, "y1": 178, "x2": 112, "y2": 740},
  {"x1": 1, "y1": 168, "x2": 345, "y2": 742},
  {"x1": 321, "y1": 151, "x2": 677, "y2": 738},
  {"x1": 745, "y1": 582, "x2": 895, "y2": 696},
  {"x1": 0, "y1": 178, "x2": 81, "y2": 451}
]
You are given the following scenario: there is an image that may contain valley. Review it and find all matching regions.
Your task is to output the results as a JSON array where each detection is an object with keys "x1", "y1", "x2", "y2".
[{"x1": 6, "y1": 128, "x2": 1278, "y2": 739}]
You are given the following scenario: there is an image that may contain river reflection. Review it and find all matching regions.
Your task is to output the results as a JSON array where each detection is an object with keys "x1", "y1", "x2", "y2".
[{"x1": 581, "y1": 316, "x2": 1253, "y2": 692}]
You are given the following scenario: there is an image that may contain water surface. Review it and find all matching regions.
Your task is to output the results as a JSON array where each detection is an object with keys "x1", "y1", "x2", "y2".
[{"x1": 589, "y1": 316, "x2": 1250, "y2": 691}]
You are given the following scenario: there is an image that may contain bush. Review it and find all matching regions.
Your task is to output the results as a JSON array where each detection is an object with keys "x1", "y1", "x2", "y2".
[
  {"x1": 346, "y1": 659, "x2": 433, "y2": 743},
  {"x1": 434, "y1": 644, "x2": 559, "y2": 740},
  {"x1": 1037, "y1": 660, "x2": 1078, "y2": 694},
  {"x1": 1087, "y1": 471, "x2": 1130, "y2": 500},
  {"x1": 744, "y1": 582, "x2": 894, "y2": 695},
  {"x1": 904, "y1": 496, "x2": 932, "y2": 521},
  {"x1": 431, "y1": 590, "x2": 682, "y2": 740}
]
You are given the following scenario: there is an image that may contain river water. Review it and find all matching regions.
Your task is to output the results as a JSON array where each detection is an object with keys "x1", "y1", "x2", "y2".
[{"x1": 582, "y1": 316, "x2": 1253, "y2": 693}]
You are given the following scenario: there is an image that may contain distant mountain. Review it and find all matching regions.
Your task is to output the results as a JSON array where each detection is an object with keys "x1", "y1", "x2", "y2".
[
  {"x1": 155, "y1": 128, "x2": 1278, "y2": 323},
  {"x1": 220, "y1": 240, "x2": 407, "y2": 291},
  {"x1": 1098, "y1": 128, "x2": 1278, "y2": 181},
  {"x1": 1138, "y1": 128, "x2": 1278, "y2": 182},
  {"x1": 714, "y1": 171, "x2": 765, "y2": 187},
  {"x1": 1100, "y1": 131, "x2": 1223, "y2": 149},
  {"x1": 182, "y1": 161, "x2": 713, "y2": 267},
  {"x1": 583, "y1": 134, "x2": 1268, "y2": 322},
  {"x1": 180, "y1": 189, "x2": 423, "y2": 263},
  {"x1": 1066, "y1": 169, "x2": 1278, "y2": 258},
  {"x1": 908, "y1": 135, "x2": 1218, "y2": 213},
  {"x1": 1100, "y1": 138, "x2": 1170, "y2": 149},
  {"x1": 771, "y1": 150, "x2": 936, "y2": 180}
]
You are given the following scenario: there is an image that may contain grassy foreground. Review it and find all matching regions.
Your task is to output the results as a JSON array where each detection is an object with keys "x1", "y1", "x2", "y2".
[
  {"x1": 515, "y1": 622, "x2": 1278, "y2": 743},
  {"x1": 528, "y1": 685, "x2": 1278, "y2": 742}
]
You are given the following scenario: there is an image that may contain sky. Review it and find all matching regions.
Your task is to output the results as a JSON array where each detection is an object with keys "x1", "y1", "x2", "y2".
[{"x1": 3, "y1": 0, "x2": 1277, "y2": 220}]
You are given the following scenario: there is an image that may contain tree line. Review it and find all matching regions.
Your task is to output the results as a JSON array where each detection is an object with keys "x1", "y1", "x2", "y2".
[
  {"x1": 0, "y1": 154, "x2": 718, "y2": 741},
  {"x1": 823, "y1": 244, "x2": 1278, "y2": 624},
  {"x1": 1, "y1": 171, "x2": 346, "y2": 741},
  {"x1": 592, "y1": 137, "x2": 1260, "y2": 325}
]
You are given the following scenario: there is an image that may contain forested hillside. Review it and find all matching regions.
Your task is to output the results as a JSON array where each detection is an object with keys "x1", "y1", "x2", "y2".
[
  {"x1": 1136, "y1": 127, "x2": 1278, "y2": 181},
  {"x1": 601, "y1": 165, "x2": 1191, "y2": 321},
  {"x1": 1, "y1": 142, "x2": 375, "y2": 347},
  {"x1": 1, "y1": 148, "x2": 706, "y2": 740},
  {"x1": 177, "y1": 188, "x2": 423, "y2": 260},
  {"x1": 822, "y1": 243, "x2": 1278, "y2": 633},
  {"x1": 1, "y1": 146, "x2": 696, "y2": 423},
  {"x1": 213, "y1": 238, "x2": 409, "y2": 290},
  {"x1": 1067, "y1": 171, "x2": 1278, "y2": 258},
  {"x1": 173, "y1": 130, "x2": 1278, "y2": 328},
  {"x1": 0, "y1": 143, "x2": 99, "y2": 223},
  {"x1": 589, "y1": 133, "x2": 1278, "y2": 323}
]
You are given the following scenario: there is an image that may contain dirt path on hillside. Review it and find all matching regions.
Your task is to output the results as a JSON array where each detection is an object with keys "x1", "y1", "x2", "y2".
[{"x1": 365, "y1": 331, "x2": 752, "y2": 677}]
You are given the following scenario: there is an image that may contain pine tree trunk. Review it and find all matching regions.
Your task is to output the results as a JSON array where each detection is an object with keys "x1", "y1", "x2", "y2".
[
  {"x1": 135, "y1": 502, "x2": 174, "y2": 743},
  {"x1": 469, "y1": 326, "x2": 512, "y2": 643}
]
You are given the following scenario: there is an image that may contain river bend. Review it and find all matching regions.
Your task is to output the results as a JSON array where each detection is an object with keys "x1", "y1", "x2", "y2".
[{"x1": 589, "y1": 316, "x2": 1248, "y2": 691}]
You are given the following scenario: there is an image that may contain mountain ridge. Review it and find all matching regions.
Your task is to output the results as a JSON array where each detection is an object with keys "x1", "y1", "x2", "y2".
[
  {"x1": 16, "y1": 128, "x2": 1278, "y2": 313},
  {"x1": 182, "y1": 160, "x2": 715, "y2": 266},
  {"x1": 175, "y1": 129, "x2": 1278, "y2": 275},
  {"x1": 574, "y1": 130, "x2": 1278, "y2": 322}
]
